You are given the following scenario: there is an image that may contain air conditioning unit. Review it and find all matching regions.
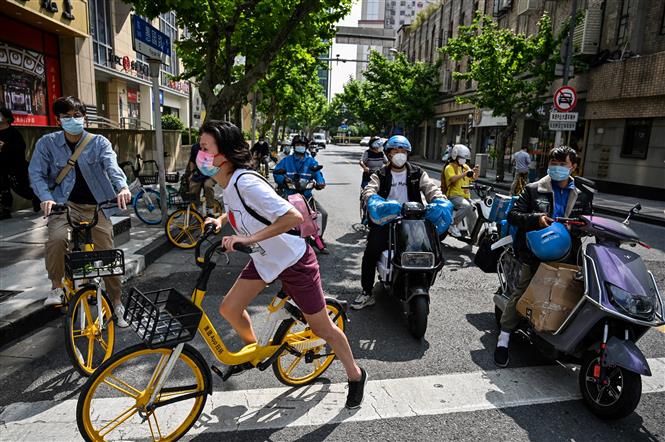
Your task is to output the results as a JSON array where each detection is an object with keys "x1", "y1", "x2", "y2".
[
  {"x1": 573, "y1": 7, "x2": 602, "y2": 55},
  {"x1": 517, "y1": 0, "x2": 541, "y2": 15}
]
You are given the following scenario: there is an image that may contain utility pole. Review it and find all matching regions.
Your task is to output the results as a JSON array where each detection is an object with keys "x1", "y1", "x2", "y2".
[
  {"x1": 251, "y1": 91, "x2": 257, "y2": 147},
  {"x1": 554, "y1": 0, "x2": 578, "y2": 148}
]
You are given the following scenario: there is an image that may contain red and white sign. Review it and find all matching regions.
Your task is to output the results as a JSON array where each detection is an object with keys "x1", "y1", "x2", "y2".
[{"x1": 553, "y1": 86, "x2": 577, "y2": 112}]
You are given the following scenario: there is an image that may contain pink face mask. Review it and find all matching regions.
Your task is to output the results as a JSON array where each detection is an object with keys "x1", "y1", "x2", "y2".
[{"x1": 195, "y1": 150, "x2": 222, "y2": 176}]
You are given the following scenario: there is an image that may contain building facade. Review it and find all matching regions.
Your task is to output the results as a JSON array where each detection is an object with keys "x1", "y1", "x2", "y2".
[
  {"x1": 398, "y1": 0, "x2": 665, "y2": 198},
  {"x1": 1, "y1": 0, "x2": 195, "y2": 131}
]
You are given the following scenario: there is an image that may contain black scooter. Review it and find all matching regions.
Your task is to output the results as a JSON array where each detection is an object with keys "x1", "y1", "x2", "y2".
[{"x1": 376, "y1": 202, "x2": 445, "y2": 338}]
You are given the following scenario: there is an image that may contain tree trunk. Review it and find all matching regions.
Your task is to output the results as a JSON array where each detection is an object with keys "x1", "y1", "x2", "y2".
[{"x1": 495, "y1": 118, "x2": 516, "y2": 182}]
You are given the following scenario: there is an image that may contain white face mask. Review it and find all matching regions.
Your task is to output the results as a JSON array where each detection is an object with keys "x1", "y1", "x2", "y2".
[
  {"x1": 391, "y1": 153, "x2": 407, "y2": 168},
  {"x1": 457, "y1": 158, "x2": 467, "y2": 165}
]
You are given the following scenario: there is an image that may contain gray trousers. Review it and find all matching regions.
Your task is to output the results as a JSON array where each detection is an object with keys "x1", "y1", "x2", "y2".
[
  {"x1": 450, "y1": 196, "x2": 475, "y2": 225},
  {"x1": 500, "y1": 263, "x2": 535, "y2": 332}
]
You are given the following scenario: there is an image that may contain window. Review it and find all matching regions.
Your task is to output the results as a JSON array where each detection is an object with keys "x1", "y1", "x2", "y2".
[
  {"x1": 401, "y1": 1, "x2": 406, "y2": 6},
  {"x1": 621, "y1": 118, "x2": 652, "y2": 159},
  {"x1": 400, "y1": 10, "x2": 405, "y2": 16},
  {"x1": 89, "y1": 0, "x2": 113, "y2": 67},
  {"x1": 159, "y1": 12, "x2": 180, "y2": 87},
  {"x1": 616, "y1": 0, "x2": 630, "y2": 46}
]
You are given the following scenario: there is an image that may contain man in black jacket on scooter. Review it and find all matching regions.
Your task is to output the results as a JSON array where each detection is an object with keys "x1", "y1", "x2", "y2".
[{"x1": 494, "y1": 146, "x2": 593, "y2": 367}]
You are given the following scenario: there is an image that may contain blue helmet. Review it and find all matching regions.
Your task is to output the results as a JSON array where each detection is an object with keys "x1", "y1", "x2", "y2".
[
  {"x1": 384, "y1": 135, "x2": 412, "y2": 153},
  {"x1": 526, "y1": 222, "x2": 572, "y2": 262}
]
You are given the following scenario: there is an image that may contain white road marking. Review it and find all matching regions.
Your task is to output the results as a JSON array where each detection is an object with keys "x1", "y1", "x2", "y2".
[{"x1": 1, "y1": 359, "x2": 664, "y2": 440}]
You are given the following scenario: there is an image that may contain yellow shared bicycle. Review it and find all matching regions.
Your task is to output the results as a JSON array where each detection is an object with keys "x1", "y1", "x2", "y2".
[
  {"x1": 76, "y1": 225, "x2": 347, "y2": 441},
  {"x1": 49, "y1": 201, "x2": 126, "y2": 376}
]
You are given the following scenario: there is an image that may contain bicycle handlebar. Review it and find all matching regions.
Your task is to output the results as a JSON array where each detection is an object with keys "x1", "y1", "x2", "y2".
[
  {"x1": 195, "y1": 223, "x2": 253, "y2": 268},
  {"x1": 48, "y1": 199, "x2": 119, "y2": 230}
]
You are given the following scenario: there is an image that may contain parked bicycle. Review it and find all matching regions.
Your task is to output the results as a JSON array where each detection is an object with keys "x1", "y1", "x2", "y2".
[
  {"x1": 164, "y1": 187, "x2": 223, "y2": 249},
  {"x1": 76, "y1": 225, "x2": 347, "y2": 441},
  {"x1": 49, "y1": 200, "x2": 126, "y2": 376}
]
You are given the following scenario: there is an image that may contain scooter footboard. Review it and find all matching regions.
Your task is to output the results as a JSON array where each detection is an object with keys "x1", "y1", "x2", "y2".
[{"x1": 603, "y1": 337, "x2": 651, "y2": 376}]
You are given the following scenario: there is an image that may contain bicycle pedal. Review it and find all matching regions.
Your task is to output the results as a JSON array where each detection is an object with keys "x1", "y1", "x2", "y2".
[{"x1": 211, "y1": 363, "x2": 253, "y2": 381}]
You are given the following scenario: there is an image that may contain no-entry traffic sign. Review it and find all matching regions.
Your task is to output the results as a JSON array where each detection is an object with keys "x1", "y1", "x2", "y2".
[{"x1": 553, "y1": 86, "x2": 577, "y2": 112}]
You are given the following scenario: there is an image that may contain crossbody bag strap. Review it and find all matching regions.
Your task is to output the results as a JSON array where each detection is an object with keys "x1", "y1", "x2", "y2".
[
  {"x1": 233, "y1": 171, "x2": 274, "y2": 226},
  {"x1": 53, "y1": 133, "x2": 94, "y2": 187}
]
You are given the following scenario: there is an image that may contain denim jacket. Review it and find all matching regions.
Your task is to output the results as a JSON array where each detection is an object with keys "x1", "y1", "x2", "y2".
[{"x1": 28, "y1": 130, "x2": 128, "y2": 218}]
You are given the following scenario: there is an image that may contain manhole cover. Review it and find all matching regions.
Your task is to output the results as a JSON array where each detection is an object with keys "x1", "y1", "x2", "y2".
[{"x1": 0, "y1": 290, "x2": 22, "y2": 302}]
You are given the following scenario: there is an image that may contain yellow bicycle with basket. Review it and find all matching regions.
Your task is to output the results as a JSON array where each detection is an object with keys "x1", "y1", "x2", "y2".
[{"x1": 76, "y1": 224, "x2": 347, "y2": 441}]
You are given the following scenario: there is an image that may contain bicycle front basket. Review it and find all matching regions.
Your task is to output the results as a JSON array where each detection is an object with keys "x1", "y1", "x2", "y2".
[
  {"x1": 125, "y1": 288, "x2": 202, "y2": 348},
  {"x1": 65, "y1": 249, "x2": 125, "y2": 280},
  {"x1": 165, "y1": 171, "x2": 180, "y2": 183},
  {"x1": 138, "y1": 174, "x2": 159, "y2": 185}
]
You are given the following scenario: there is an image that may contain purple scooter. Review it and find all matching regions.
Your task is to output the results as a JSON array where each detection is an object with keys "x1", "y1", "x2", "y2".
[{"x1": 493, "y1": 203, "x2": 664, "y2": 420}]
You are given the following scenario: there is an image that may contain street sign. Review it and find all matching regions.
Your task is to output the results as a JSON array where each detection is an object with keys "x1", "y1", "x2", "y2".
[
  {"x1": 131, "y1": 15, "x2": 171, "y2": 65},
  {"x1": 550, "y1": 111, "x2": 578, "y2": 122},
  {"x1": 549, "y1": 121, "x2": 576, "y2": 131},
  {"x1": 554, "y1": 63, "x2": 574, "y2": 77},
  {"x1": 553, "y1": 86, "x2": 577, "y2": 112}
]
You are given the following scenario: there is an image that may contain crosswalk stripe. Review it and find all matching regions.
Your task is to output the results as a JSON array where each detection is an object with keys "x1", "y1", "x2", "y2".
[{"x1": 2, "y1": 358, "x2": 664, "y2": 440}]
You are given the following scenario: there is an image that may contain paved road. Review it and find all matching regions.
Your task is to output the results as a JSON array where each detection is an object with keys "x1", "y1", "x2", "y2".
[{"x1": 1, "y1": 144, "x2": 664, "y2": 441}]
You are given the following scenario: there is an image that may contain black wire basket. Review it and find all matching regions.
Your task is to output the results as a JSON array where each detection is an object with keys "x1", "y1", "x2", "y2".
[
  {"x1": 124, "y1": 288, "x2": 203, "y2": 348},
  {"x1": 165, "y1": 171, "x2": 180, "y2": 183},
  {"x1": 138, "y1": 174, "x2": 158, "y2": 185},
  {"x1": 168, "y1": 191, "x2": 197, "y2": 208},
  {"x1": 65, "y1": 249, "x2": 125, "y2": 280}
]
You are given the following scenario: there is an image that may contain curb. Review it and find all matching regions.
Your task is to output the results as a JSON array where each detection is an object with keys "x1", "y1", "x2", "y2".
[
  {"x1": 0, "y1": 234, "x2": 173, "y2": 349},
  {"x1": 415, "y1": 161, "x2": 665, "y2": 228}
]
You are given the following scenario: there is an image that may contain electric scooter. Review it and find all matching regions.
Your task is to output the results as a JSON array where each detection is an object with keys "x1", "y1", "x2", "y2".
[
  {"x1": 273, "y1": 166, "x2": 328, "y2": 253},
  {"x1": 492, "y1": 204, "x2": 664, "y2": 419},
  {"x1": 377, "y1": 202, "x2": 445, "y2": 339}
]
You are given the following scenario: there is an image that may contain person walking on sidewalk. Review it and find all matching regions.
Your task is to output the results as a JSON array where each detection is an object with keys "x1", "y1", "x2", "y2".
[
  {"x1": 0, "y1": 108, "x2": 40, "y2": 219},
  {"x1": 510, "y1": 146, "x2": 531, "y2": 196},
  {"x1": 28, "y1": 96, "x2": 132, "y2": 326}
]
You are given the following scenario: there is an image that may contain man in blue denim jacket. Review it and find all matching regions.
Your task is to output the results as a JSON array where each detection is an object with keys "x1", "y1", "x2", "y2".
[{"x1": 28, "y1": 96, "x2": 131, "y2": 325}]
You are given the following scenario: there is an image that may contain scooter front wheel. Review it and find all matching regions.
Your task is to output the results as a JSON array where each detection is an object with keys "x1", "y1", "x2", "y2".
[
  {"x1": 579, "y1": 351, "x2": 642, "y2": 420},
  {"x1": 407, "y1": 297, "x2": 429, "y2": 339}
]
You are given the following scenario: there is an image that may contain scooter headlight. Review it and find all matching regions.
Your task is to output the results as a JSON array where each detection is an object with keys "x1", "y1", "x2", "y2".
[
  {"x1": 401, "y1": 252, "x2": 435, "y2": 269},
  {"x1": 606, "y1": 282, "x2": 654, "y2": 321}
]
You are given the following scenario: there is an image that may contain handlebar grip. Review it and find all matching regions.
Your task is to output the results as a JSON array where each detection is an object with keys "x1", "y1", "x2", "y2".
[{"x1": 233, "y1": 244, "x2": 254, "y2": 254}]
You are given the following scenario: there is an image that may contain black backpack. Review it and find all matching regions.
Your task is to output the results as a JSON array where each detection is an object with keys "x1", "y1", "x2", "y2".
[{"x1": 474, "y1": 232, "x2": 502, "y2": 273}]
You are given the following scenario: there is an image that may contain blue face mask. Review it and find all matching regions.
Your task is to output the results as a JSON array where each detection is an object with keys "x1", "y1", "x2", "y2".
[
  {"x1": 294, "y1": 146, "x2": 307, "y2": 154},
  {"x1": 548, "y1": 165, "x2": 571, "y2": 182},
  {"x1": 61, "y1": 117, "x2": 85, "y2": 135}
]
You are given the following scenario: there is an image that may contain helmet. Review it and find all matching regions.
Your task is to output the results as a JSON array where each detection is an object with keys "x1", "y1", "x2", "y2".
[
  {"x1": 451, "y1": 144, "x2": 471, "y2": 161},
  {"x1": 369, "y1": 136, "x2": 384, "y2": 150},
  {"x1": 384, "y1": 135, "x2": 412, "y2": 153},
  {"x1": 526, "y1": 222, "x2": 572, "y2": 262},
  {"x1": 292, "y1": 135, "x2": 306, "y2": 146}
]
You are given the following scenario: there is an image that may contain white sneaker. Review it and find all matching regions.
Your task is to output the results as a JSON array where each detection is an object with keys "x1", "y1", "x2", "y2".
[
  {"x1": 448, "y1": 225, "x2": 462, "y2": 238},
  {"x1": 43, "y1": 289, "x2": 64, "y2": 307},
  {"x1": 351, "y1": 292, "x2": 376, "y2": 310},
  {"x1": 114, "y1": 304, "x2": 130, "y2": 328}
]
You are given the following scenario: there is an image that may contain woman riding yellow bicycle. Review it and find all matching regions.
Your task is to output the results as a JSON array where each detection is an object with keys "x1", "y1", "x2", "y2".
[{"x1": 198, "y1": 120, "x2": 366, "y2": 407}]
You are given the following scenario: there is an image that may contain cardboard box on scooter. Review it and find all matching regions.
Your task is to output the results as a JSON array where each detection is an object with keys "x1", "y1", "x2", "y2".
[{"x1": 517, "y1": 262, "x2": 584, "y2": 333}]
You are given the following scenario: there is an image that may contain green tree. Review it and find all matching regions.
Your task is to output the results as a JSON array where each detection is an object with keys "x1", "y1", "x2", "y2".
[
  {"x1": 126, "y1": 0, "x2": 351, "y2": 122},
  {"x1": 336, "y1": 51, "x2": 441, "y2": 135},
  {"x1": 442, "y1": 12, "x2": 570, "y2": 181}
]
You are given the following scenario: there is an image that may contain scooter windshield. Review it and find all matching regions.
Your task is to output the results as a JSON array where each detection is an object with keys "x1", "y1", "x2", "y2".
[{"x1": 395, "y1": 219, "x2": 438, "y2": 255}]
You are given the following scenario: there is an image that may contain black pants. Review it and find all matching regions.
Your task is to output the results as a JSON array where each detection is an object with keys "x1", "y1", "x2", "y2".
[
  {"x1": 361, "y1": 224, "x2": 390, "y2": 294},
  {"x1": 0, "y1": 172, "x2": 38, "y2": 212}
]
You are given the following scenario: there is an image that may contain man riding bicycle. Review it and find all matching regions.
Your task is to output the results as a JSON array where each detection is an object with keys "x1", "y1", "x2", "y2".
[
  {"x1": 28, "y1": 96, "x2": 131, "y2": 325},
  {"x1": 250, "y1": 135, "x2": 272, "y2": 176},
  {"x1": 359, "y1": 136, "x2": 388, "y2": 188}
]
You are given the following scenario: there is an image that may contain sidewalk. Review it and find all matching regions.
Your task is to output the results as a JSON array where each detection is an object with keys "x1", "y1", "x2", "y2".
[
  {"x1": 0, "y1": 209, "x2": 173, "y2": 347},
  {"x1": 412, "y1": 157, "x2": 665, "y2": 227}
]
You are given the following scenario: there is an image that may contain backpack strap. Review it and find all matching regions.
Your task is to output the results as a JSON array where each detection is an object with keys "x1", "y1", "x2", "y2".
[{"x1": 233, "y1": 171, "x2": 273, "y2": 226}]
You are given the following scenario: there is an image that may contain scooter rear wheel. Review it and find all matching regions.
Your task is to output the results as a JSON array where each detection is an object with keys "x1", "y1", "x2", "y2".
[{"x1": 579, "y1": 352, "x2": 642, "y2": 420}]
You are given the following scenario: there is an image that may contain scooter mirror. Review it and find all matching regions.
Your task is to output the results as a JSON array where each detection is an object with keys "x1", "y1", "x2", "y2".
[
  {"x1": 310, "y1": 165, "x2": 323, "y2": 172},
  {"x1": 273, "y1": 168, "x2": 287, "y2": 175}
]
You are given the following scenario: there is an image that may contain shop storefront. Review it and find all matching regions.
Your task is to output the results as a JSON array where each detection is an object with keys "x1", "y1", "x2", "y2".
[{"x1": 0, "y1": 17, "x2": 61, "y2": 126}]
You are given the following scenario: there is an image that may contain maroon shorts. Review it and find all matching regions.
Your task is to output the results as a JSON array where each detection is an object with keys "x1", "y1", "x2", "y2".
[{"x1": 239, "y1": 245, "x2": 326, "y2": 315}]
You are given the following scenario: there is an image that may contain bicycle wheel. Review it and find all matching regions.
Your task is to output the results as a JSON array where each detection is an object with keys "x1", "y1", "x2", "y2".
[
  {"x1": 272, "y1": 298, "x2": 346, "y2": 386},
  {"x1": 64, "y1": 286, "x2": 115, "y2": 377},
  {"x1": 77, "y1": 343, "x2": 210, "y2": 442},
  {"x1": 134, "y1": 189, "x2": 163, "y2": 225},
  {"x1": 165, "y1": 208, "x2": 204, "y2": 249}
]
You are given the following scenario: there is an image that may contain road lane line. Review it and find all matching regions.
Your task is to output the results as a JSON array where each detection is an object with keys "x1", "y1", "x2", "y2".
[{"x1": 2, "y1": 358, "x2": 664, "y2": 439}]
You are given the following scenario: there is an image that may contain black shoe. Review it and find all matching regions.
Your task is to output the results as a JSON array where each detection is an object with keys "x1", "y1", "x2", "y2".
[
  {"x1": 345, "y1": 367, "x2": 368, "y2": 409},
  {"x1": 494, "y1": 346, "x2": 509, "y2": 368}
]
